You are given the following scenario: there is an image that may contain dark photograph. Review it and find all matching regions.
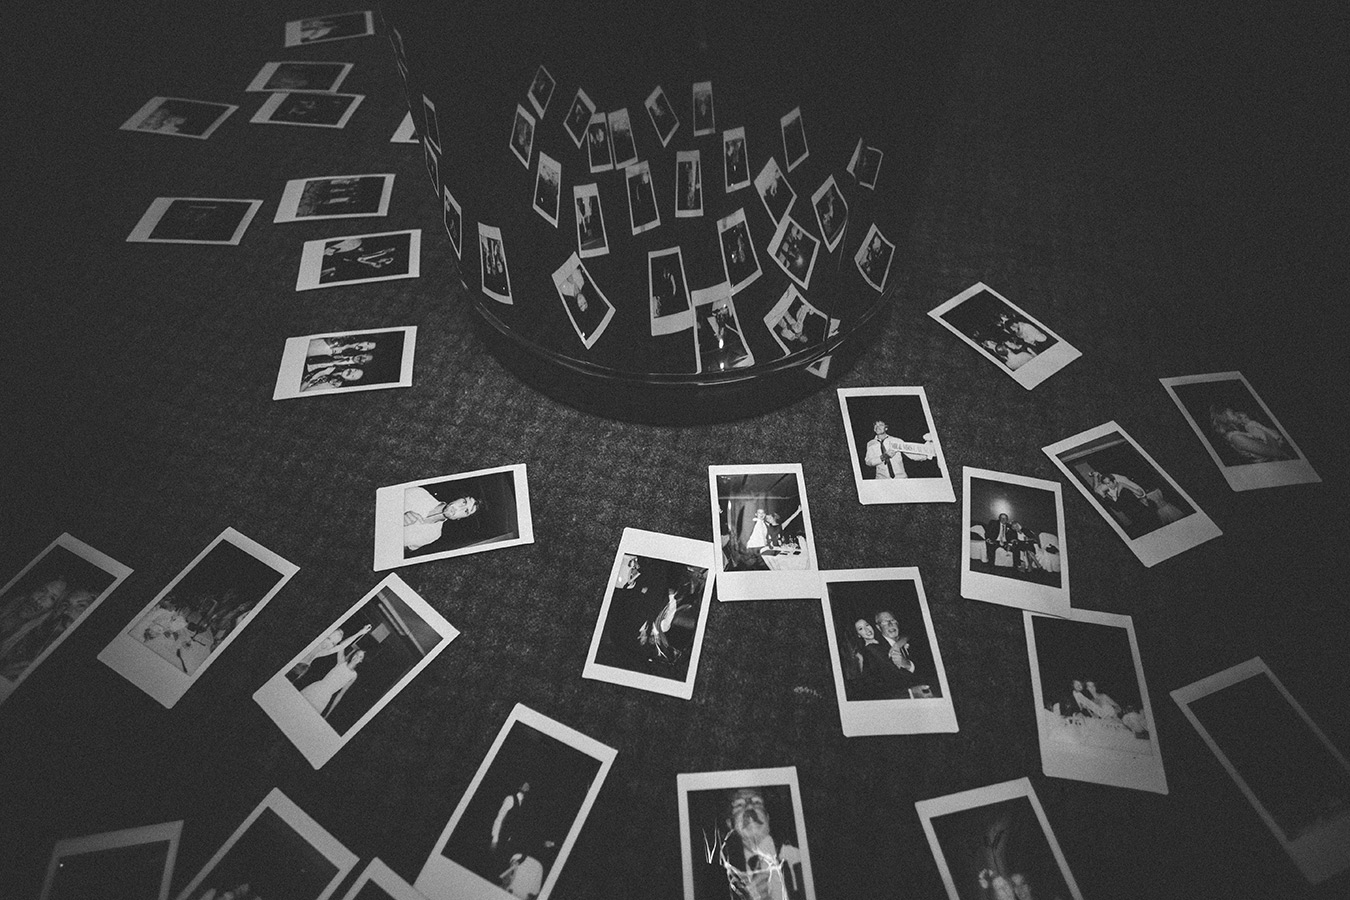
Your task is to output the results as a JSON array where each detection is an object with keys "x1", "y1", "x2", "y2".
[
  {"x1": 287, "y1": 175, "x2": 391, "y2": 221},
  {"x1": 608, "y1": 108, "x2": 638, "y2": 168},
  {"x1": 527, "y1": 65, "x2": 555, "y2": 118},
  {"x1": 718, "y1": 210, "x2": 760, "y2": 292},
  {"x1": 1168, "y1": 377, "x2": 1296, "y2": 467},
  {"x1": 287, "y1": 12, "x2": 373, "y2": 46},
  {"x1": 770, "y1": 218, "x2": 819, "y2": 289},
  {"x1": 403, "y1": 471, "x2": 521, "y2": 558},
  {"x1": 260, "y1": 92, "x2": 362, "y2": 127},
  {"x1": 592, "y1": 554, "x2": 708, "y2": 681},
  {"x1": 969, "y1": 476, "x2": 1062, "y2": 586},
  {"x1": 250, "y1": 61, "x2": 350, "y2": 93},
  {"x1": 938, "y1": 287, "x2": 1058, "y2": 372},
  {"x1": 929, "y1": 795, "x2": 1075, "y2": 900},
  {"x1": 755, "y1": 158, "x2": 795, "y2": 225},
  {"x1": 509, "y1": 104, "x2": 535, "y2": 169},
  {"x1": 781, "y1": 107, "x2": 808, "y2": 170},
  {"x1": 563, "y1": 89, "x2": 594, "y2": 148},
  {"x1": 812, "y1": 176, "x2": 847, "y2": 251},
  {"x1": 554, "y1": 254, "x2": 614, "y2": 347},
  {"x1": 723, "y1": 128, "x2": 749, "y2": 190},
  {"x1": 854, "y1": 224, "x2": 894, "y2": 292},
  {"x1": 1057, "y1": 432, "x2": 1194, "y2": 539},
  {"x1": 649, "y1": 248, "x2": 691, "y2": 323},
  {"x1": 695, "y1": 294, "x2": 754, "y2": 373},
  {"x1": 626, "y1": 162, "x2": 660, "y2": 234},
  {"x1": 586, "y1": 115, "x2": 613, "y2": 173},
  {"x1": 122, "y1": 96, "x2": 236, "y2": 138},
  {"x1": 45, "y1": 838, "x2": 173, "y2": 900},
  {"x1": 687, "y1": 783, "x2": 807, "y2": 900},
  {"x1": 533, "y1": 152, "x2": 562, "y2": 227},
  {"x1": 857, "y1": 146, "x2": 883, "y2": 189},
  {"x1": 140, "y1": 198, "x2": 258, "y2": 243},
  {"x1": 692, "y1": 81, "x2": 715, "y2": 135},
  {"x1": 715, "y1": 472, "x2": 810, "y2": 572},
  {"x1": 479, "y1": 226, "x2": 512, "y2": 302},
  {"x1": 766, "y1": 288, "x2": 827, "y2": 356},
  {"x1": 184, "y1": 806, "x2": 340, "y2": 900},
  {"x1": 676, "y1": 151, "x2": 703, "y2": 217},
  {"x1": 1032, "y1": 616, "x2": 1152, "y2": 753},
  {"x1": 574, "y1": 184, "x2": 608, "y2": 257},
  {"x1": 0, "y1": 547, "x2": 115, "y2": 683},
  {"x1": 645, "y1": 85, "x2": 679, "y2": 146},
  {"x1": 827, "y1": 578, "x2": 942, "y2": 701}
]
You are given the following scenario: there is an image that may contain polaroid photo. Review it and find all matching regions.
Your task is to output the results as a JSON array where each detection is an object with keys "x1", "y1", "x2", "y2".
[
  {"x1": 717, "y1": 208, "x2": 761, "y2": 294},
  {"x1": 1043, "y1": 421, "x2": 1221, "y2": 567},
  {"x1": 509, "y1": 104, "x2": 536, "y2": 169},
  {"x1": 691, "y1": 81, "x2": 715, "y2": 136},
  {"x1": 846, "y1": 138, "x2": 863, "y2": 176},
  {"x1": 423, "y1": 137, "x2": 440, "y2": 189},
  {"x1": 821, "y1": 567, "x2": 957, "y2": 736},
  {"x1": 585, "y1": 112, "x2": 613, "y2": 173},
  {"x1": 853, "y1": 223, "x2": 895, "y2": 292},
  {"x1": 553, "y1": 252, "x2": 616, "y2": 349},
  {"x1": 1172, "y1": 657, "x2": 1350, "y2": 884},
  {"x1": 247, "y1": 61, "x2": 352, "y2": 93},
  {"x1": 175, "y1": 789, "x2": 357, "y2": 900},
  {"x1": 337, "y1": 859, "x2": 426, "y2": 900},
  {"x1": 563, "y1": 88, "x2": 596, "y2": 149},
  {"x1": 422, "y1": 95, "x2": 443, "y2": 151},
  {"x1": 296, "y1": 229, "x2": 421, "y2": 291},
  {"x1": 414, "y1": 704, "x2": 617, "y2": 900},
  {"x1": 443, "y1": 187, "x2": 463, "y2": 258},
  {"x1": 127, "y1": 198, "x2": 262, "y2": 246},
  {"x1": 811, "y1": 176, "x2": 848, "y2": 252},
  {"x1": 804, "y1": 318, "x2": 841, "y2": 379},
  {"x1": 373, "y1": 464, "x2": 533, "y2": 571},
  {"x1": 1161, "y1": 371, "x2": 1319, "y2": 491},
  {"x1": 1026, "y1": 608, "x2": 1166, "y2": 793},
  {"x1": 120, "y1": 97, "x2": 237, "y2": 139},
  {"x1": 285, "y1": 11, "x2": 375, "y2": 47},
  {"x1": 573, "y1": 183, "x2": 609, "y2": 258},
  {"x1": 527, "y1": 65, "x2": 556, "y2": 119},
  {"x1": 478, "y1": 223, "x2": 513, "y2": 304},
  {"x1": 722, "y1": 127, "x2": 750, "y2": 192},
  {"x1": 780, "y1": 106, "x2": 808, "y2": 172},
  {"x1": 915, "y1": 778, "x2": 1083, "y2": 900},
  {"x1": 678, "y1": 766, "x2": 816, "y2": 900},
  {"x1": 764, "y1": 285, "x2": 828, "y2": 357},
  {"x1": 649, "y1": 247, "x2": 694, "y2": 336},
  {"x1": 272, "y1": 326, "x2": 415, "y2": 400},
  {"x1": 532, "y1": 151, "x2": 562, "y2": 228},
  {"x1": 754, "y1": 157, "x2": 796, "y2": 226},
  {"x1": 837, "y1": 386, "x2": 955, "y2": 504},
  {"x1": 856, "y1": 145, "x2": 883, "y2": 189},
  {"x1": 98, "y1": 528, "x2": 298, "y2": 709},
  {"x1": 40, "y1": 820, "x2": 182, "y2": 900},
  {"x1": 625, "y1": 161, "x2": 661, "y2": 235},
  {"x1": 675, "y1": 149, "x2": 703, "y2": 218},
  {"x1": 254, "y1": 574, "x2": 459, "y2": 768},
  {"x1": 693, "y1": 283, "x2": 755, "y2": 373},
  {"x1": 275, "y1": 174, "x2": 394, "y2": 223},
  {"x1": 391, "y1": 110, "x2": 418, "y2": 143},
  {"x1": 767, "y1": 215, "x2": 820, "y2": 290},
  {"x1": 582, "y1": 528, "x2": 715, "y2": 700},
  {"x1": 708, "y1": 463, "x2": 820, "y2": 601},
  {"x1": 607, "y1": 108, "x2": 638, "y2": 169},
  {"x1": 0, "y1": 535, "x2": 131, "y2": 706},
  {"x1": 929, "y1": 283, "x2": 1081, "y2": 389},
  {"x1": 644, "y1": 84, "x2": 680, "y2": 147},
  {"x1": 251, "y1": 92, "x2": 364, "y2": 129},
  {"x1": 961, "y1": 467, "x2": 1070, "y2": 616}
]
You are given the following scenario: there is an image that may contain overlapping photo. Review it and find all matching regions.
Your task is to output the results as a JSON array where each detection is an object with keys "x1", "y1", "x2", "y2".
[
  {"x1": 768, "y1": 216, "x2": 820, "y2": 289},
  {"x1": 563, "y1": 88, "x2": 595, "y2": 148},
  {"x1": 422, "y1": 95, "x2": 442, "y2": 151},
  {"x1": 811, "y1": 176, "x2": 848, "y2": 252},
  {"x1": 443, "y1": 187, "x2": 463, "y2": 257},
  {"x1": 853, "y1": 223, "x2": 894, "y2": 292},
  {"x1": 648, "y1": 246, "x2": 694, "y2": 335}
]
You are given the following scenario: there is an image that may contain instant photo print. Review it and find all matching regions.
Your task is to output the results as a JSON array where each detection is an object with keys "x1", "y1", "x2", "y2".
[
  {"x1": 284, "y1": 11, "x2": 375, "y2": 47},
  {"x1": 40, "y1": 820, "x2": 182, "y2": 900},
  {"x1": 675, "y1": 149, "x2": 703, "y2": 218},
  {"x1": 764, "y1": 286, "x2": 828, "y2": 358},
  {"x1": 709, "y1": 464, "x2": 820, "y2": 601},
  {"x1": 532, "y1": 151, "x2": 562, "y2": 227},
  {"x1": 767, "y1": 216, "x2": 820, "y2": 290},
  {"x1": 272, "y1": 326, "x2": 415, "y2": 400},
  {"x1": 625, "y1": 161, "x2": 661, "y2": 235},
  {"x1": 811, "y1": 176, "x2": 848, "y2": 252},
  {"x1": 692, "y1": 81, "x2": 715, "y2": 135},
  {"x1": 607, "y1": 108, "x2": 638, "y2": 168},
  {"x1": 251, "y1": 91, "x2": 364, "y2": 129},
  {"x1": 573, "y1": 183, "x2": 609, "y2": 258},
  {"x1": 391, "y1": 111, "x2": 417, "y2": 143},
  {"x1": 478, "y1": 223, "x2": 513, "y2": 304},
  {"x1": 717, "y1": 208, "x2": 761, "y2": 294},
  {"x1": 127, "y1": 198, "x2": 263, "y2": 245},
  {"x1": 527, "y1": 65, "x2": 555, "y2": 118},
  {"x1": 553, "y1": 252, "x2": 615, "y2": 349},
  {"x1": 853, "y1": 223, "x2": 894, "y2": 292},
  {"x1": 961, "y1": 467, "x2": 1070, "y2": 616},
  {"x1": 296, "y1": 229, "x2": 421, "y2": 291},
  {"x1": 693, "y1": 283, "x2": 755, "y2": 373},
  {"x1": 443, "y1": 187, "x2": 463, "y2": 257},
  {"x1": 837, "y1": 387, "x2": 955, "y2": 504},
  {"x1": 509, "y1": 104, "x2": 536, "y2": 169},
  {"x1": 754, "y1": 157, "x2": 796, "y2": 225},
  {"x1": 645, "y1": 84, "x2": 680, "y2": 147},
  {"x1": 247, "y1": 61, "x2": 352, "y2": 93},
  {"x1": 120, "y1": 96, "x2": 237, "y2": 139},
  {"x1": 929, "y1": 283, "x2": 1081, "y2": 389},
  {"x1": 274, "y1": 174, "x2": 394, "y2": 223},
  {"x1": 722, "y1": 127, "x2": 750, "y2": 192},
  {"x1": 585, "y1": 112, "x2": 613, "y2": 173},
  {"x1": 563, "y1": 88, "x2": 596, "y2": 148},
  {"x1": 421, "y1": 94, "x2": 442, "y2": 151},
  {"x1": 648, "y1": 246, "x2": 694, "y2": 336},
  {"x1": 780, "y1": 106, "x2": 808, "y2": 171}
]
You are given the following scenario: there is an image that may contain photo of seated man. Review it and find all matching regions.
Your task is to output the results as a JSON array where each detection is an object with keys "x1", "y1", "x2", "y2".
[
  {"x1": 968, "y1": 476, "x2": 1063, "y2": 587},
  {"x1": 403, "y1": 472, "x2": 520, "y2": 558},
  {"x1": 716, "y1": 473, "x2": 810, "y2": 572}
]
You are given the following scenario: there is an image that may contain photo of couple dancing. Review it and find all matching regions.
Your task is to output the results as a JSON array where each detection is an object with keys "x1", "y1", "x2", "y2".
[
  {"x1": 828, "y1": 579, "x2": 941, "y2": 702},
  {"x1": 716, "y1": 472, "x2": 811, "y2": 572},
  {"x1": 592, "y1": 554, "x2": 707, "y2": 680},
  {"x1": 0, "y1": 546, "x2": 115, "y2": 685}
]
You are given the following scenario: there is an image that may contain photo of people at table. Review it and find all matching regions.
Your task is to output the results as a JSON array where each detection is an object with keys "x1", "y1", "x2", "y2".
[
  {"x1": 715, "y1": 472, "x2": 811, "y2": 572},
  {"x1": 968, "y1": 475, "x2": 1062, "y2": 586}
]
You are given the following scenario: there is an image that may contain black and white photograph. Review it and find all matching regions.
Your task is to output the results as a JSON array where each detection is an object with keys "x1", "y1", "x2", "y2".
[
  {"x1": 423, "y1": 136, "x2": 440, "y2": 190},
  {"x1": 415, "y1": 704, "x2": 616, "y2": 900},
  {"x1": 254, "y1": 574, "x2": 459, "y2": 768},
  {"x1": 127, "y1": 197, "x2": 263, "y2": 245},
  {"x1": 247, "y1": 61, "x2": 352, "y2": 93},
  {"x1": 928, "y1": 283, "x2": 1081, "y2": 389},
  {"x1": 1161, "y1": 371, "x2": 1319, "y2": 491},
  {"x1": 753, "y1": 157, "x2": 796, "y2": 225},
  {"x1": 625, "y1": 161, "x2": 661, "y2": 235},
  {"x1": 678, "y1": 767, "x2": 816, "y2": 900},
  {"x1": 552, "y1": 252, "x2": 615, "y2": 349},
  {"x1": 532, "y1": 151, "x2": 562, "y2": 227},
  {"x1": 443, "y1": 186, "x2": 463, "y2": 258},
  {"x1": 272, "y1": 327, "x2": 415, "y2": 400},
  {"x1": 847, "y1": 140, "x2": 883, "y2": 190},
  {"x1": 722, "y1": 127, "x2": 750, "y2": 192},
  {"x1": 527, "y1": 64, "x2": 556, "y2": 119},
  {"x1": 915, "y1": 778, "x2": 1083, "y2": 900},
  {"x1": 1026, "y1": 608, "x2": 1167, "y2": 793},
  {"x1": 40, "y1": 820, "x2": 182, "y2": 900},
  {"x1": 645, "y1": 84, "x2": 680, "y2": 147},
  {"x1": 174, "y1": 789, "x2": 358, "y2": 900},
  {"x1": 274, "y1": 174, "x2": 394, "y2": 223},
  {"x1": 692, "y1": 283, "x2": 755, "y2": 373},
  {"x1": 391, "y1": 110, "x2": 417, "y2": 143},
  {"x1": 820, "y1": 567, "x2": 957, "y2": 736},
  {"x1": 573, "y1": 183, "x2": 609, "y2": 258},
  {"x1": 422, "y1": 94, "x2": 442, "y2": 151},
  {"x1": 296, "y1": 229, "x2": 421, "y2": 291},
  {"x1": 581, "y1": 528, "x2": 715, "y2": 700},
  {"x1": 853, "y1": 222, "x2": 894, "y2": 292},
  {"x1": 120, "y1": 96, "x2": 237, "y2": 139},
  {"x1": 767, "y1": 215, "x2": 820, "y2": 289},
  {"x1": 717, "y1": 207, "x2": 761, "y2": 294},
  {"x1": 251, "y1": 91, "x2": 364, "y2": 129},
  {"x1": 336, "y1": 859, "x2": 426, "y2": 900},
  {"x1": 961, "y1": 467, "x2": 1070, "y2": 616},
  {"x1": 509, "y1": 104, "x2": 536, "y2": 169},
  {"x1": 804, "y1": 317, "x2": 841, "y2": 379},
  {"x1": 563, "y1": 88, "x2": 595, "y2": 149},
  {"x1": 810, "y1": 176, "x2": 848, "y2": 252},
  {"x1": 585, "y1": 112, "x2": 613, "y2": 173},
  {"x1": 692, "y1": 80, "x2": 715, "y2": 136},
  {"x1": 373, "y1": 464, "x2": 533, "y2": 571},
  {"x1": 763, "y1": 286, "x2": 828, "y2": 357},
  {"x1": 607, "y1": 108, "x2": 638, "y2": 168},
  {"x1": 1044, "y1": 421, "x2": 1221, "y2": 566},
  {"x1": 675, "y1": 149, "x2": 703, "y2": 218},
  {"x1": 0, "y1": 535, "x2": 130, "y2": 706},
  {"x1": 478, "y1": 223, "x2": 513, "y2": 304},
  {"x1": 709, "y1": 464, "x2": 820, "y2": 602},
  {"x1": 780, "y1": 106, "x2": 808, "y2": 171},
  {"x1": 837, "y1": 386, "x2": 955, "y2": 504},
  {"x1": 284, "y1": 11, "x2": 375, "y2": 47},
  {"x1": 648, "y1": 246, "x2": 694, "y2": 336},
  {"x1": 1172, "y1": 657, "x2": 1350, "y2": 884},
  {"x1": 98, "y1": 528, "x2": 298, "y2": 709}
]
